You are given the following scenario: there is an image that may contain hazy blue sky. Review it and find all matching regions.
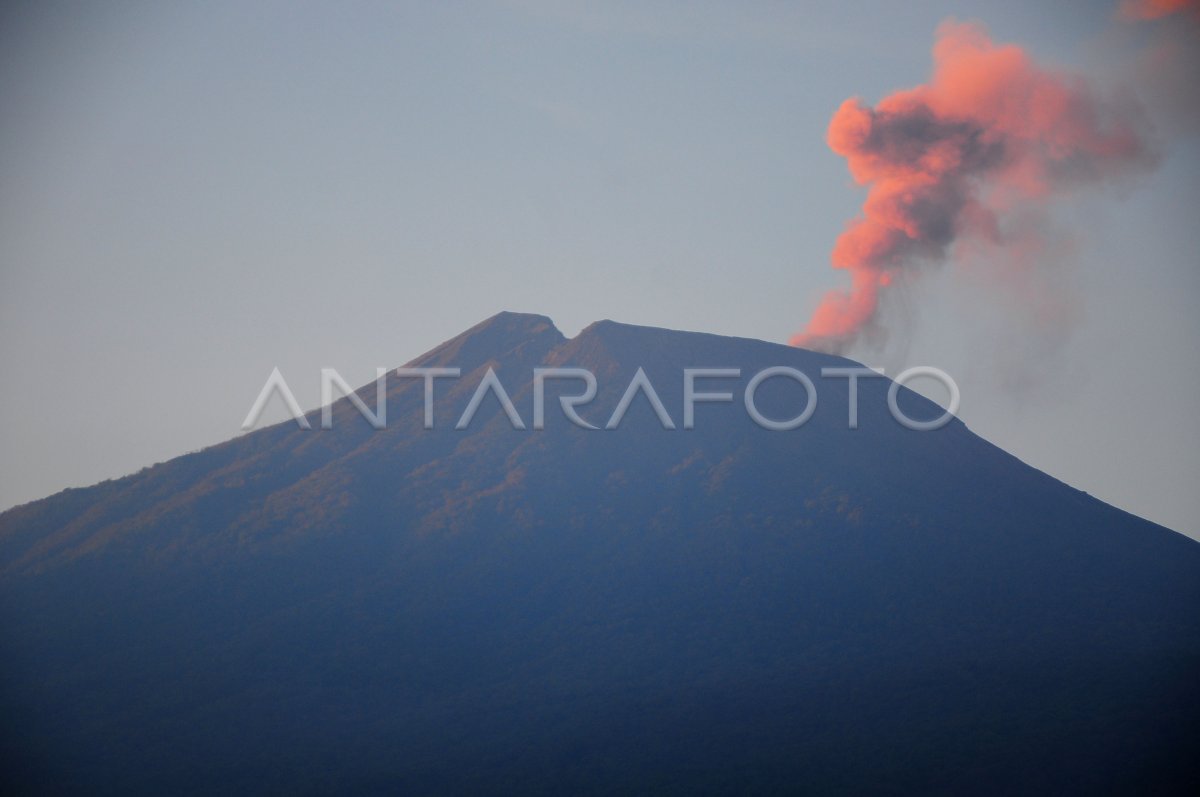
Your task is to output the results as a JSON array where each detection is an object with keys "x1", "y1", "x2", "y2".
[{"x1": 2, "y1": 1, "x2": 1197, "y2": 538}]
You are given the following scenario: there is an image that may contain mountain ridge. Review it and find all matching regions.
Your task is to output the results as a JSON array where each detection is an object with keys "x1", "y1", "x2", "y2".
[{"x1": 0, "y1": 310, "x2": 1190, "y2": 575}]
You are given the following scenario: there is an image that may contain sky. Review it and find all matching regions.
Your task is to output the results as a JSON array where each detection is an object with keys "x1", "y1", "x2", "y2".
[{"x1": 1, "y1": 0, "x2": 1197, "y2": 538}]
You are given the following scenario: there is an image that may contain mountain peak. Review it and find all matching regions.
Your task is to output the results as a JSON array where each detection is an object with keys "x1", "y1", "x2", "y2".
[
  {"x1": 474, "y1": 310, "x2": 560, "y2": 336},
  {"x1": 455, "y1": 310, "x2": 563, "y2": 349},
  {"x1": 409, "y1": 311, "x2": 565, "y2": 369}
]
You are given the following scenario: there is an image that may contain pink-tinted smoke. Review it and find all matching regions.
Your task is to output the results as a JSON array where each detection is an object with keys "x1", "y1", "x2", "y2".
[
  {"x1": 791, "y1": 21, "x2": 1157, "y2": 353},
  {"x1": 1117, "y1": 0, "x2": 1200, "y2": 21}
]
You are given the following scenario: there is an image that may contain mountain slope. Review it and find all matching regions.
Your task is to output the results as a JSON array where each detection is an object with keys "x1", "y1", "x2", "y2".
[{"x1": 1, "y1": 312, "x2": 1198, "y2": 795}]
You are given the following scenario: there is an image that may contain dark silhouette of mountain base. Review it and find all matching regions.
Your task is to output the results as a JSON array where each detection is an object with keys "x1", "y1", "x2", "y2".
[{"x1": 1, "y1": 312, "x2": 1197, "y2": 795}]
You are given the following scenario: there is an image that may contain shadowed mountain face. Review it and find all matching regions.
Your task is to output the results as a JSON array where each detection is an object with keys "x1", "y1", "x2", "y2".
[{"x1": 1, "y1": 312, "x2": 1198, "y2": 795}]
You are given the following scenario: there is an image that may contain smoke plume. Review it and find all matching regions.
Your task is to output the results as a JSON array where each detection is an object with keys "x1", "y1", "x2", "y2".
[
  {"x1": 792, "y1": 21, "x2": 1157, "y2": 354},
  {"x1": 1118, "y1": 0, "x2": 1200, "y2": 21}
]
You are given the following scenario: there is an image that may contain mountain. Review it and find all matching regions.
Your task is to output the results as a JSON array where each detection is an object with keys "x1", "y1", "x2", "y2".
[{"x1": 1, "y1": 311, "x2": 1197, "y2": 795}]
